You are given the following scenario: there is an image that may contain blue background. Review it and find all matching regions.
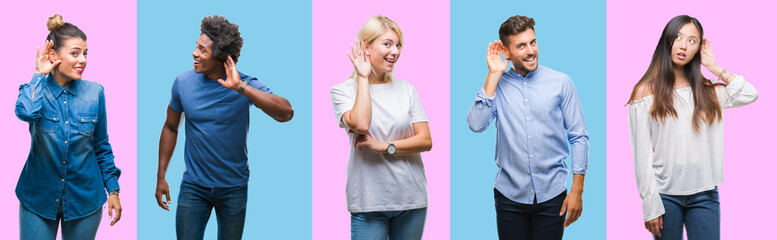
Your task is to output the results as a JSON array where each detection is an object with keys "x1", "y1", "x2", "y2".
[
  {"x1": 137, "y1": 0, "x2": 312, "y2": 238},
  {"x1": 450, "y1": 1, "x2": 606, "y2": 239}
]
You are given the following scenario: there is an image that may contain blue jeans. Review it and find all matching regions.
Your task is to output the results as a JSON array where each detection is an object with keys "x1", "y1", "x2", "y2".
[
  {"x1": 351, "y1": 207, "x2": 427, "y2": 240},
  {"x1": 656, "y1": 187, "x2": 720, "y2": 240},
  {"x1": 495, "y1": 189, "x2": 566, "y2": 240},
  {"x1": 19, "y1": 203, "x2": 102, "y2": 240},
  {"x1": 176, "y1": 181, "x2": 248, "y2": 240}
]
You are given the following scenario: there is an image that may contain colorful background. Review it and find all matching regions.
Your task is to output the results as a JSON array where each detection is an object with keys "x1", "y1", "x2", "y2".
[
  {"x1": 0, "y1": 0, "x2": 138, "y2": 238},
  {"x1": 136, "y1": 0, "x2": 312, "y2": 239},
  {"x1": 450, "y1": 0, "x2": 607, "y2": 239},
  {"x1": 311, "y1": 0, "x2": 451, "y2": 239},
  {"x1": 607, "y1": 0, "x2": 777, "y2": 239}
]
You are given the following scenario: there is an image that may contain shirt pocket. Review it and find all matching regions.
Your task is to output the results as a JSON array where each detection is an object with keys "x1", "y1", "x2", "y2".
[
  {"x1": 77, "y1": 113, "x2": 98, "y2": 136},
  {"x1": 36, "y1": 111, "x2": 60, "y2": 133}
]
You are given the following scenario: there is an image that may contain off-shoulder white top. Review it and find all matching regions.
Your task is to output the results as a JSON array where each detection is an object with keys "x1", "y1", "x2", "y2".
[{"x1": 629, "y1": 75, "x2": 758, "y2": 222}]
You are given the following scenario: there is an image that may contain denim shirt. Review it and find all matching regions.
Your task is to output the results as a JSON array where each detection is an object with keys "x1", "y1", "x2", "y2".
[{"x1": 15, "y1": 73, "x2": 121, "y2": 221}]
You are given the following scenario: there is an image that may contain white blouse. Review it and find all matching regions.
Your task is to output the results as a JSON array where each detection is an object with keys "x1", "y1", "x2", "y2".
[{"x1": 629, "y1": 76, "x2": 758, "y2": 222}]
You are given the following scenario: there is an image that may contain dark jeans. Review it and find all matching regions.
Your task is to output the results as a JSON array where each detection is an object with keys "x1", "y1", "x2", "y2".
[
  {"x1": 655, "y1": 187, "x2": 720, "y2": 240},
  {"x1": 495, "y1": 188, "x2": 566, "y2": 240},
  {"x1": 176, "y1": 181, "x2": 248, "y2": 240}
]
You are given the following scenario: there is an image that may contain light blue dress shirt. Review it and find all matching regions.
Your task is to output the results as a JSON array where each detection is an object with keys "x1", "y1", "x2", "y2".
[{"x1": 467, "y1": 65, "x2": 589, "y2": 204}]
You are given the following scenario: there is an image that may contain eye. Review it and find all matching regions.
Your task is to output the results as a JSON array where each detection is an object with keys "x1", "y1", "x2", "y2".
[
  {"x1": 675, "y1": 35, "x2": 682, "y2": 40},
  {"x1": 396, "y1": 43, "x2": 402, "y2": 48},
  {"x1": 71, "y1": 52, "x2": 78, "y2": 57},
  {"x1": 384, "y1": 42, "x2": 391, "y2": 47},
  {"x1": 530, "y1": 40, "x2": 536, "y2": 46},
  {"x1": 689, "y1": 39, "x2": 696, "y2": 44}
]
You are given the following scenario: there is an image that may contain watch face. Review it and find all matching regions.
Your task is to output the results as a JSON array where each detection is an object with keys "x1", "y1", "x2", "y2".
[{"x1": 388, "y1": 144, "x2": 396, "y2": 154}]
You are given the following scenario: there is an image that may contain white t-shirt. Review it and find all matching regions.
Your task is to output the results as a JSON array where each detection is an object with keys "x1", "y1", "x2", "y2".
[
  {"x1": 629, "y1": 76, "x2": 758, "y2": 222},
  {"x1": 330, "y1": 78, "x2": 429, "y2": 213}
]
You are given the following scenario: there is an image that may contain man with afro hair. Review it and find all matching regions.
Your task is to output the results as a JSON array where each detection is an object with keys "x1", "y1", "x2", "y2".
[{"x1": 154, "y1": 15, "x2": 294, "y2": 239}]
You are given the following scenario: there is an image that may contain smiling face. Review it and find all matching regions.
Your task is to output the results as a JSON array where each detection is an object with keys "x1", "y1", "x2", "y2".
[
  {"x1": 503, "y1": 29, "x2": 538, "y2": 76},
  {"x1": 365, "y1": 30, "x2": 402, "y2": 78},
  {"x1": 50, "y1": 38, "x2": 87, "y2": 81},
  {"x1": 192, "y1": 34, "x2": 221, "y2": 75},
  {"x1": 671, "y1": 23, "x2": 701, "y2": 67}
]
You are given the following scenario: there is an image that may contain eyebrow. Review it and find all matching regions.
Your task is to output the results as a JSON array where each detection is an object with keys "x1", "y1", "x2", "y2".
[
  {"x1": 677, "y1": 32, "x2": 699, "y2": 39},
  {"x1": 515, "y1": 39, "x2": 536, "y2": 47}
]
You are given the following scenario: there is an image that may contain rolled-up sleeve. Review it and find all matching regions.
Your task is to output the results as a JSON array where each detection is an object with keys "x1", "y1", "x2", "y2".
[
  {"x1": 466, "y1": 88, "x2": 497, "y2": 133},
  {"x1": 15, "y1": 73, "x2": 47, "y2": 122},
  {"x1": 719, "y1": 75, "x2": 758, "y2": 108}
]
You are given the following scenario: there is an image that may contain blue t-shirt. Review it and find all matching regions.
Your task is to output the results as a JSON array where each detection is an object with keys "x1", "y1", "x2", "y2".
[{"x1": 169, "y1": 70, "x2": 272, "y2": 188}]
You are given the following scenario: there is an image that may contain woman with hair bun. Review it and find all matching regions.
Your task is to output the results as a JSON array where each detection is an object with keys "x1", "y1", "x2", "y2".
[
  {"x1": 330, "y1": 15, "x2": 433, "y2": 240},
  {"x1": 15, "y1": 14, "x2": 122, "y2": 240},
  {"x1": 628, "y1": 15, "x2": 758, "y2": 240}
]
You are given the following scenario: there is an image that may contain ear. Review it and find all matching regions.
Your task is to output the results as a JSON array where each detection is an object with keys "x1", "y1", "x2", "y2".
[
  {"x1": 501, "y1": 46, "x2": 509, "y2": 57},
  {"x1": 47, "y1": 48, "x2": 58, "y2": 63},
  {"x1": 362, "y1": 41, "x2": 370, "y2": 56}
]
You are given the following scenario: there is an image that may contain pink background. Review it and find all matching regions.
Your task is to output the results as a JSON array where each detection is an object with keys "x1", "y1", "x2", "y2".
[
  {"x1": 607, "y1": 1, "x2": 776, "y2": 239},
  {"x1": 312, "y1": 0, "x2": 450, "y2": 239},
  {"x1": 0, "y1": 1, "x2": 137, "y2": 239}
]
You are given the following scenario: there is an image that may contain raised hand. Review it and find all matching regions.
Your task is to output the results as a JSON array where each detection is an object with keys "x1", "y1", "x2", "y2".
[
  {"x1": 348, "y1": 39, "x2": 372, "y2": 79},
  {"x1": 700, "y1": 38, "x2": 716, "y2": 68},
  {"x1": 486, "y1": 40, "x2": 509, "y2": 74},
  {"x1": 218, "y1": 55, "x2": 242, "y2": 91},
  {"x1": 35, "y1": 40, "x2": 61, "y2": 75}
]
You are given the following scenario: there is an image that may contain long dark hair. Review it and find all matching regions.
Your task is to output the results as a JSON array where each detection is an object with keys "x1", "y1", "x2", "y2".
[{"x1": 628, "y1": 15, "x2": 722, "y2": 131}]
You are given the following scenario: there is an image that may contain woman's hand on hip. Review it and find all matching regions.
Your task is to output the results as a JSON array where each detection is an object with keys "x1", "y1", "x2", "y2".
[{"x1": 35, "y1": 40, "x2": 61, "y2": 75}]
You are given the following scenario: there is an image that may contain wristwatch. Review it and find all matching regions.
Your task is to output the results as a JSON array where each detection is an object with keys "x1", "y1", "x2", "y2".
[
  {"x1": 109, "y1": 190, "x2": 120, "y2": 196},
  {"x1": 238, "y1": 80, "x2": 249, "y2": 93},
  {"x1": 387, "y1": 141, "x2": 396, "y2": 155}
]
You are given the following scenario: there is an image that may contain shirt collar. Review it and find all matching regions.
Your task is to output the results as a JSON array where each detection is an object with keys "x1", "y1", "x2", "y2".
[
  {"x1": 505, "y1": 64, "x2": 541, "y2": 80},
  {"x1": 45, "y1": 74, "x2": 78, "y2": 99}
]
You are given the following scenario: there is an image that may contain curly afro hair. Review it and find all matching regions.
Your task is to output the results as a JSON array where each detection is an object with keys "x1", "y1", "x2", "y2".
[{"x1": 201, "y1": 15, "x2": 243, "y2": 63}]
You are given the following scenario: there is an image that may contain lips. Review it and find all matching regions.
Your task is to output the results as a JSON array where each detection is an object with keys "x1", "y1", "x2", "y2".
[
  {"x1": 677, "y1": 52, "x2": 686, "y2": 60},
  {"x1": 523, "y1": 56, "x2": 536, "y2": 65},
  {"x1": 74, "y1": 67, "x2": 84, "y2": 73},
  {"x1": 193, "y1": 60, "x2": 201, "y2": 68}
]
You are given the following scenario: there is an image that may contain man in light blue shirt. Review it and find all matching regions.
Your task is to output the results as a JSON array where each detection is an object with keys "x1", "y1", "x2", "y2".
[{"x1": 466, "y1": 15, "x2": 589, "y2": 240}]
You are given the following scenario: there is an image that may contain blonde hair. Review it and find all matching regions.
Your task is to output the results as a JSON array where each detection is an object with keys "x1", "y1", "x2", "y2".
[
  {"x1": 350, "y1": 15, "x2": 404, "y2": 83},
  {"x1": 47, "y1": 14, "x2": 65, "y2": 31}
]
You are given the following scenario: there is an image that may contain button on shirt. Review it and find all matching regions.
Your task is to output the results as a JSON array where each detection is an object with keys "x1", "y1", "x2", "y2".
[
  {"x1": 169, "y1": 70, "x2": 272, "y2": 188},
  {"x1": 467, "y1": 65, "x2": 589, "y2": 204},
  {"x1": 15, "y1": 73, "x2": 121, "y2": 221}
]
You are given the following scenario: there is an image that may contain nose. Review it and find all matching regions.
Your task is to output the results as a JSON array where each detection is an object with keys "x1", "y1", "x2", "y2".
[
  {"x1": 678, "y1": 40, "x2": 687, "y2": 50},
  {"x1": 192, "y1": 49, "x2": 198, "y2": 58},
  {"x1": 526, "y1": 46, "x2": 536, "y2": 55},
  {"x1": 78, "y1": 53, "x2": 87, "y2": 63}
]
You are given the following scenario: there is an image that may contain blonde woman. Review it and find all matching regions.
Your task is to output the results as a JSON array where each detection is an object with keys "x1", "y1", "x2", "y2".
[
  {"x1": 15, "y1": 14, "x2": 122, "y2": 240},
  {"x1": 330, "y1": 15, "x2": 433, "y2": 240}
]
